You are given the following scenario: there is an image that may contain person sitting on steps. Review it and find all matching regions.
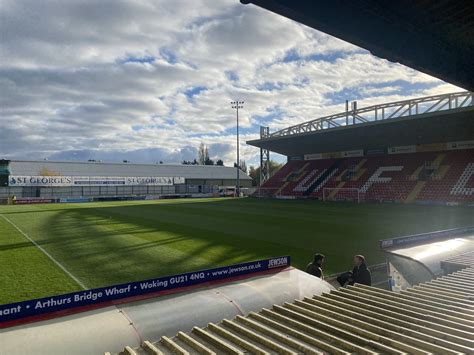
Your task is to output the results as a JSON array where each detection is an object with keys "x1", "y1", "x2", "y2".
[{"x1": 305, "y1": 253, "x2": 325, "y2": 279}]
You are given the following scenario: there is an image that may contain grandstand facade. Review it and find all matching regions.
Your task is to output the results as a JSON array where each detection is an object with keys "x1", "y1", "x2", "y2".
[
  {"x1": 0, "y1": 160, "x2": 252, "y2": 202},
  {"x1": 249, "y1": 92, "x2": 474, "y2": 205}
]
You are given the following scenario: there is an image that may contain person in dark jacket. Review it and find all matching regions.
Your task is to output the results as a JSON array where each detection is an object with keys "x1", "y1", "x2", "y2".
[
  {"x1": 306, "y1": 253, "x2": 325, "y2": 279},
  {"x1": 348, "y1": 255, "x2": 371, "y2": 286}
]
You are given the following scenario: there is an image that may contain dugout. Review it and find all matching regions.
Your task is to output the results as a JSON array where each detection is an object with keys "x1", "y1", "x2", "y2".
[{"x1": 380, "y1": 227, "x2": 474, "y2": 291}]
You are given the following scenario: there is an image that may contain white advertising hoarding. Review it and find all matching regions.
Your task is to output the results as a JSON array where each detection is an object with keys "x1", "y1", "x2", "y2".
[
  {"x1": 8, "y1": 176, "x2": 184, "y2": 187},
  {"x1": 9, "y1": 176, "x2": 73, "y2": 187},
  {"x1": 304, "y1": 153, "x2": 323, "y2": 161},
  {"x1": 447, "y1": 140, "x2": 474, "y2": 151},
  {"x1": 341, "y1": 149, "x2": 364, "y2": 158},
  {"x1": 388, "y1": 145, "x2": 417, "y2": 154},
  {"x1": 173, "y1": 177, "x2": 185, "y2": 184}
]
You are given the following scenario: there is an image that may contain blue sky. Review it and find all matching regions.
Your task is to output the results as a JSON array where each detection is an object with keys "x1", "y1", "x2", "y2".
[{"x1": 0, "y1": 0, "x2": 461, "y2": 167}]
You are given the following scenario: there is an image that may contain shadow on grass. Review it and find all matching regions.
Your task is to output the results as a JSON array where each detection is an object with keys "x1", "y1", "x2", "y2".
[
  {"x1": 2, "y1": 198, "x2": 473, "y2": 288},
  {"x1": 32, "y1": 198, "x2": 297, "y2": 287}
]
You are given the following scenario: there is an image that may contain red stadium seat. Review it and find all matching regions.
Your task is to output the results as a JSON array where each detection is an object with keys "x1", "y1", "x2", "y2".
[{"x1": 259, "y1": 149, "x2": 474, "y2": 204}]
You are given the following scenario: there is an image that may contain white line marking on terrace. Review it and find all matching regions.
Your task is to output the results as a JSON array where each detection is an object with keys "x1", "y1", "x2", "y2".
[{"x1": 1, "y1": 214, "x2": 87, "y2": 290}]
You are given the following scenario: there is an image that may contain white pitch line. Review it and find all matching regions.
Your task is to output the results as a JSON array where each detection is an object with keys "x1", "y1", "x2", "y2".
[{"x1": 1, "y1": 214, "x2": 87, "y2": 290}]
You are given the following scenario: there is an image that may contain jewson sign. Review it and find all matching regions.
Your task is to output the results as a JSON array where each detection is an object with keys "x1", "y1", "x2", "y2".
[
  {"x1": 0, "y1": 257, "x2": 290, "y2": 325},
  {"x1": 8, "y1": 176, "x2": 184, "y2": 187}
]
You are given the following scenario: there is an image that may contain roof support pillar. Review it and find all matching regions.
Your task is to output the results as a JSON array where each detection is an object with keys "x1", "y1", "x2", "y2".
[{"x1": 259, "y1": 127, "x2": 270, "y2": 186}]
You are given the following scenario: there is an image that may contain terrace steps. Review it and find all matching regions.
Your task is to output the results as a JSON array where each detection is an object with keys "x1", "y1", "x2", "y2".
[
  {"x1": 328, "y1": 181, "x2": 346, "y2": 199},
  {"x1": 276, "y1": 181, "x2": 289, "y2": 195},
  {"x1": 115, "y1": 267, "x2": 474, "y2": 354},
  {"x1": 405, "y1": 181, "x2": 426, "y2": 203}
]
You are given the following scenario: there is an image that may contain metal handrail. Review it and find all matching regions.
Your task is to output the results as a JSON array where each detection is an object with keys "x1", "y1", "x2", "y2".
[{"x1": 269, "y1": 91, "x2": 474, "y2": 138}]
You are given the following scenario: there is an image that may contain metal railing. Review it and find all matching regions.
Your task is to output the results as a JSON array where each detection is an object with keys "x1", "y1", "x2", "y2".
[{"x1": 269, "y1": 91, "x2": 474, "y2": 138}]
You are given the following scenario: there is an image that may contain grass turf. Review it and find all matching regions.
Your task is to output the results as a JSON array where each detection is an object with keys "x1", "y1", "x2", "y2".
[{"x1": 0, "y1": 197, "x2": 472, "y2": 304}]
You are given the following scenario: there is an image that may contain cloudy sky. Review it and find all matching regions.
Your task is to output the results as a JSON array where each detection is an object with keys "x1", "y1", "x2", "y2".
[{"x1": 0, "y1": 0, "x2": 461, "y2": 166}]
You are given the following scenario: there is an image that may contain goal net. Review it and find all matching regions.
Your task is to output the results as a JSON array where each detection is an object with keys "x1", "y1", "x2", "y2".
[{"x1": 323, "y1": 188, "x2": 363, "y2": 203}]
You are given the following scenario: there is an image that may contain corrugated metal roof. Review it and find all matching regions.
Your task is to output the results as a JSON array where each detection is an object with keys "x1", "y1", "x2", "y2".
[
  {"x1": 113, "y1": 268, "x2": 474, "y2": 354},
  {"x1": 8, "y1": 160, "x2": 251, "y2": 180}
]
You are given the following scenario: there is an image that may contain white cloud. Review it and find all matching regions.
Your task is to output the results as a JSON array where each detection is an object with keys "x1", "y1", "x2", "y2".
[{"x1": 0, "y1": 0, "x2": 462, "y2": 167}]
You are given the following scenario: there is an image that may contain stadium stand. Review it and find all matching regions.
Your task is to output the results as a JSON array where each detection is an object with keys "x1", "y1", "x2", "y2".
[
  {"x1": 250, "y1": 90, "x2": 474, "y2": 205},
  {"x1": 254, "y1": 160, "x2": 306, "y2": 197},
  {"x1": 258, "y1": 149, "x2": 474, "y2": 204},
  {"x1": 0, "y1": 160, "x2": 252, "y2": 201},
  {"x1": 284, "y1": 159, "x2": 338, "y2": 197},
  {"x1": 113, "y1": 267, "x2": 474, "y2": 354}
]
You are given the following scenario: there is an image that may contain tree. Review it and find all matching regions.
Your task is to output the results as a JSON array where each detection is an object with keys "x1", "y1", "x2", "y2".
[
  {"x1": 198, "y1": 143, "x2": 209, "y2": 165},
  {"x1": 197, "y1": 143, "x2": 226, "y2": 166},
  {"x1": 40, "y1": 167, "x2": 60, "y2": 176},
  {"x1": 248, "y1": 160, "x2": 283, "y2": 186},
  {"x1": 234, "y1": 160, "x2": 247, "y2": 173},
  {"x1": 248, "y1": 166, "x2": 258, "y2": 186}
]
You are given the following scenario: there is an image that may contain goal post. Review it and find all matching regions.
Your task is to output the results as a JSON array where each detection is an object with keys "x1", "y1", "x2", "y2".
[{"x1": 323, "y1": 187, "x2": 362, "y2": 203}]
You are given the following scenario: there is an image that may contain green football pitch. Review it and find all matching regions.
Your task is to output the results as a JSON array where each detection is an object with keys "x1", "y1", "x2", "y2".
[{"x1": 0, "y1": 197, "x2": 472, "y2": 304}]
